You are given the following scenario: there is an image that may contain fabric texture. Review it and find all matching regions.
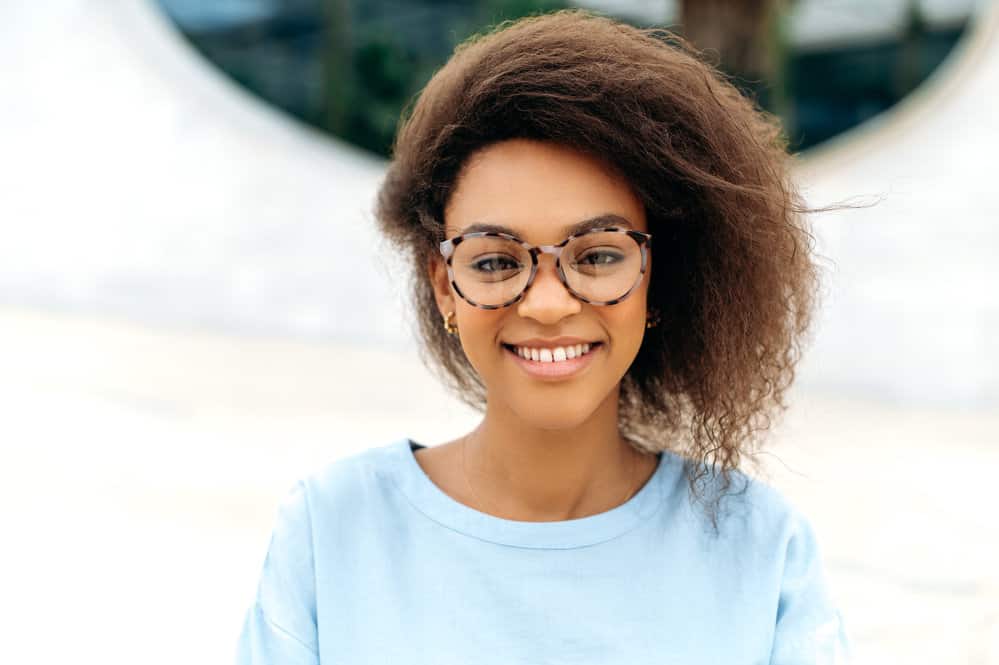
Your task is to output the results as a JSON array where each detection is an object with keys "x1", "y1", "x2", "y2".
[{"x1": 237, "y1": 438, "x2": 852, "y2": 664}]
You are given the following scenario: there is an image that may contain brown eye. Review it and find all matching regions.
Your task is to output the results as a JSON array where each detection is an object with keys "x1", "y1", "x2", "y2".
[
  {"x1": 469, "y1": 254, "x2": 522, "y2": 273},
  {"x1": 576, "y1": 249, "x2": 624, "y2": 266}
]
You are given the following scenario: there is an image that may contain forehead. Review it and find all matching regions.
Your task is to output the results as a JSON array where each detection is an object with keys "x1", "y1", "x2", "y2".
[{"x1": 443, "y1": 139, "x2": 647, "y2": 239}]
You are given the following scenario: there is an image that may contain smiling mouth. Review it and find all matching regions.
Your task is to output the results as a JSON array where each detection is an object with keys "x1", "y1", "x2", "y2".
[{"x1": 501, "y1": 342, "x2": 603, "y2": 363}]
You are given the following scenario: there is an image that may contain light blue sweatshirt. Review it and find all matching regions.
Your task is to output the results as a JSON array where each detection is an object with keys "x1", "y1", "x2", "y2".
[{"x1": 237, "y1": 438, "x2": 851, "y2": 664}]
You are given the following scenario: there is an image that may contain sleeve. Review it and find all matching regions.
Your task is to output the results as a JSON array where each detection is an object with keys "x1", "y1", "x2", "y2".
[
  {"x1": 236, "y1": 481, "x2": 320, "y2": 665},
  {"x1": 769, "y1": 510, "x2": 853, "y2": 665}
]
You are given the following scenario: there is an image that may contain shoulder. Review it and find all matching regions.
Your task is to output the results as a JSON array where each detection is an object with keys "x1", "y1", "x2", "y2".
[
  {"x1": 683, "y1": 465, "x2": 852, "y2": 662},
  {"x1": 670, "y1": 459, "x2": 839, "y2": 612},
  {"x1": 292, "y1": 439, "x2": 406, "y2": 517},
  {"x1": 669, "y1": 454, "x2": 810, "y2": 551}
]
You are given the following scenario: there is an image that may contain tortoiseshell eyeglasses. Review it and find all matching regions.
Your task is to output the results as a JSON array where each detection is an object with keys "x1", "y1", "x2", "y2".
[{"x1": 438, "y1": 226, "x2": 652, "y2": 309}]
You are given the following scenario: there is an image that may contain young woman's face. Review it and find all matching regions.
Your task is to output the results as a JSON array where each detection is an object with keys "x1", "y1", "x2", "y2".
[{"x1": 430, "y1": 138, "x2": 651, "y2": 430}]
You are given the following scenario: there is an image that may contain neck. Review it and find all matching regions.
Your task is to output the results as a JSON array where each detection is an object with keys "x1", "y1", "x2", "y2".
[{"x1": 461, "y1": 386, "x2": 649, "y2": 521}]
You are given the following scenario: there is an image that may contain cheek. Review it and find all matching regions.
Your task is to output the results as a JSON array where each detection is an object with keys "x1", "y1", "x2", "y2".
[
  {"x1": 610, "y1": 291, "x2": 648, "y2": 333},
  {"x1": 454, "y1": 306, "x2": 505, "y2": 368},
  {"x1": 604, "y1": 301, "x2": 649, "y2": 365}
]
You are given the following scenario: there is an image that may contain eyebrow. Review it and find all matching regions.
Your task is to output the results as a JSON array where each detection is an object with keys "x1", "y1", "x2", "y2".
[{"x1": 453, "y1": 213, "x2": 634, "y2": 239}]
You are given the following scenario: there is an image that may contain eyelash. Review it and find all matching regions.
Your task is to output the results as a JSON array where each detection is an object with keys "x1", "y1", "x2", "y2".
[{"x1": 469, "y1": 249, "x2": 623, "y2": 273}]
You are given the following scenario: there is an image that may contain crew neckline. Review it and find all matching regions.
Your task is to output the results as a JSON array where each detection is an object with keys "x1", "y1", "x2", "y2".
[{"x1": 386, "y1": 437, "x2": 670, "y2": 549}]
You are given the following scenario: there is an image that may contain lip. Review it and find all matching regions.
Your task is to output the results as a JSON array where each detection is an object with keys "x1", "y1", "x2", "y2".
[{"x1": 503, "y1": 342, "x2": 602, "y2": 381}]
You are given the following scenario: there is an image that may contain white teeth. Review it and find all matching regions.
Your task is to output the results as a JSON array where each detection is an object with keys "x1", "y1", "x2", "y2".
[{"x1": 512, "y1": 343, "x2": 597, "y2": 362}]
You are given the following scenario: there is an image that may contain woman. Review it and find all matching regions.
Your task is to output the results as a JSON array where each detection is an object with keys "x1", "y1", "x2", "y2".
[{"x1": 237, "y1": 10, "x2": 851, "y2": 664}]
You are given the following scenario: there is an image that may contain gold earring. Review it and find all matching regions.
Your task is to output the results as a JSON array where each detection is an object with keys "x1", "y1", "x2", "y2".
[
  {"x1": 443, "y1": 311, "x2": 459, "y2": 336},
  {"x1": 645, "y1": 309, "x2": 661, "y2": 329}
]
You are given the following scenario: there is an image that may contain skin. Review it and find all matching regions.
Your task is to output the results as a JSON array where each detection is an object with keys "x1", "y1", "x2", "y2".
[{"x1": 419, "y1": 138, "x2": 660, "y2": 522}]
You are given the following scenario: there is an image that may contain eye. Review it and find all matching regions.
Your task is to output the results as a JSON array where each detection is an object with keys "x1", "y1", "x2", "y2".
[
  {"x1": 576, "y1": 249, "x2": 624, "y2": 266},
  {"x1": 470, "y1": 254, "x2": 523, "y2": 273}
]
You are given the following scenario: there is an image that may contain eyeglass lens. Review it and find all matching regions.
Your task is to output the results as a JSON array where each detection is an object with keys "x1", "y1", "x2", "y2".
[{"x1": 450, "y1": 231, "x2": 643, "y2": 306}]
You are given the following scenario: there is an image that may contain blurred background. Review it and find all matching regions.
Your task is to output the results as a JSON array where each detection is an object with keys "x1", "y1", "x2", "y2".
[{"x1": 1, "y1": 1, "x2": 996, "y2": 663}]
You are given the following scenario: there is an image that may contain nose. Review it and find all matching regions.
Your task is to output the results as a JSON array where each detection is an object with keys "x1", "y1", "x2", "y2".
[{"x1": 515, "y1": 253, "x2": 582, "y2": 324}]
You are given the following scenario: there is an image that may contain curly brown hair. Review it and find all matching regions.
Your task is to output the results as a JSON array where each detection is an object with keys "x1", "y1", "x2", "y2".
[{"x1": 374, "y1": 9, "x2": 822, "y2": 524}]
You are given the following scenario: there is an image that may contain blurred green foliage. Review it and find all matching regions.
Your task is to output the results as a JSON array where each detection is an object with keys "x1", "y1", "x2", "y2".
[
  {"x1": 162, "y1": 0, "x2": 967, "y2": 155},
  {"x1": 320, "y1": 0, "x2": 569, "y2": 156}
]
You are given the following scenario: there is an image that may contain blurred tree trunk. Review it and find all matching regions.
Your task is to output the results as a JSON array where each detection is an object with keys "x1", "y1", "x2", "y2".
[
  {"x1": 680, "y1": 0, "x2": 780, "y2": 77},
  {"x1": 895, "y1": 0, "x2": 927, "y2": 99},
  {"x1": 679, "y1": 0, "x2": 791, "y2": 123},
  {"x1": 322, "y1": 0, "x2": 353, "y2": 135}
]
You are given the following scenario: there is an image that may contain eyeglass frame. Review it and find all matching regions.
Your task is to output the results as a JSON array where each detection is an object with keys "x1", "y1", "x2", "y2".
[{"x1": 438, "y1": 226, "x2": 652, "y2": 310}]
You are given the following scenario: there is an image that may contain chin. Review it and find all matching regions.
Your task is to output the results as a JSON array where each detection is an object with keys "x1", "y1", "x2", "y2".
[{"x1": 506, "y1": 390, "x2": 607, "y2": 431}]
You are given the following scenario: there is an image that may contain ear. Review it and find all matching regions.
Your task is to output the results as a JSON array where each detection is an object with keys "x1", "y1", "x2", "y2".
[{"x1": 427, "y1": 254, "x2": 455, "y2": 316}]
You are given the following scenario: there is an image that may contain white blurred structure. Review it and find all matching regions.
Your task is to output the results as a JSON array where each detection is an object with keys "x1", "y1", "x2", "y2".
[
  {"x1": 797, "y1": 0, "x2": 999, "y2": 405},
  {"x1": 0, "y1": 0, "x2": 407, "y2": 346}
]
